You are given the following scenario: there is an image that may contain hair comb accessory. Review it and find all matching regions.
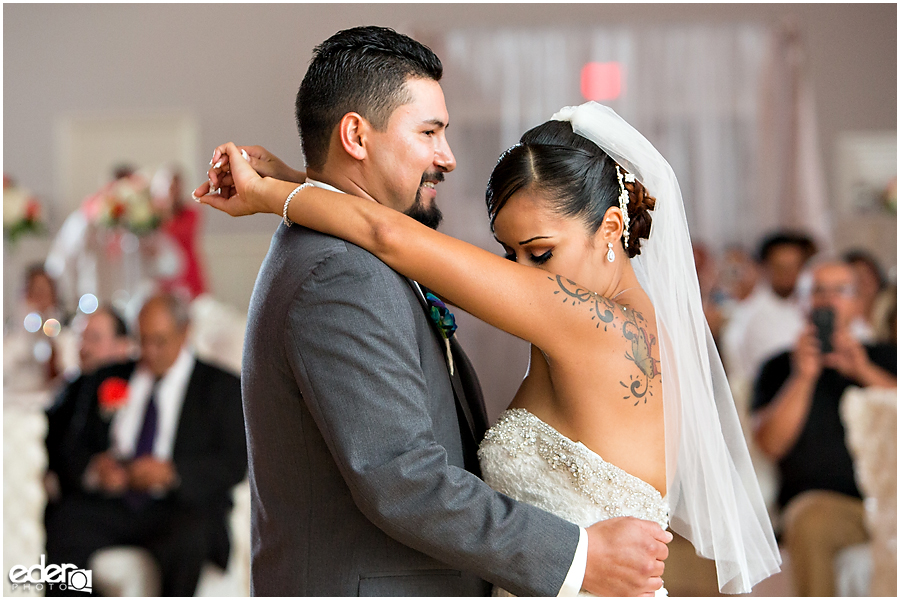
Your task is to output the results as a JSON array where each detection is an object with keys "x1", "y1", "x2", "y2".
[{"x1": 615, "y1": 165, "x2": 632, "y2": 248}]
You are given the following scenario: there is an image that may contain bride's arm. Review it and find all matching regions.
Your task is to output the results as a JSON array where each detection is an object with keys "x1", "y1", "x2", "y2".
[{"x1": 199, "y1": 143, "x2": 630, "y2": 357}]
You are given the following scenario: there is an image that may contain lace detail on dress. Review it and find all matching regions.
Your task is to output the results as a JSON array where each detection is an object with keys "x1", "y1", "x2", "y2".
[
  {"x1": 479, "y1": 408, "x2": 669, "y2": 597},
  {"x1": 479, "y1": 408, "x2": 668, "y2": 529}
]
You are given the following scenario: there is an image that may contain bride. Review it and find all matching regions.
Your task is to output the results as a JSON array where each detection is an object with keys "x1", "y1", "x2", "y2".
[{"x1": 197, "y1": 102, "x2": 780, "y2": 595}]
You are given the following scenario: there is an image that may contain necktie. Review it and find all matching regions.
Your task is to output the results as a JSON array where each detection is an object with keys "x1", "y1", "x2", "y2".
[
  {"x1": 134, "y1": 378, "x2": 160, "y2": 458},
  {"x1": 125, "y1": 378, "x2": 160, "y2": 510}
]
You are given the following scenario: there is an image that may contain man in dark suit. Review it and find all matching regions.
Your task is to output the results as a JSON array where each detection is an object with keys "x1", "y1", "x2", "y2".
[
  {"x1": 201, "y1": 26, "x2": 668, "y2": 596},
  {"x1": 44, "y1": 294, "x2": 247, "y2": 596}
]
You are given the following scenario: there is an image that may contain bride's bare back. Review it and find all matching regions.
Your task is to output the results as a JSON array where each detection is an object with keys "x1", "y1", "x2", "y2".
[{"x1": 509, "y1": 283, "x2": 666, "y2": 495}]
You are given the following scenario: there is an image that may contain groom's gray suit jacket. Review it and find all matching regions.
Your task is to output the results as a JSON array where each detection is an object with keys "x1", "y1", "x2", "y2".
[{"x1": 243, "y1": 224, "x2": 580, "y2": 596}]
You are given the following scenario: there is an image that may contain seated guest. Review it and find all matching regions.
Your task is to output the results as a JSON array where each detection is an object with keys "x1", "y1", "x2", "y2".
[
  {"x1": 4, "y1": 264, "x2": 74, "y2": 389},
  {"x1": 751, "y1": 260, "x2": 897, "y2": 596},
  {"x1": 722, "y1": 230, "x2": 817, "y2": 383},
  {"x1": 45, "y1": 294, "x2": 247, "y2": 596},
  {"x1": 45, "y1": 306, "x2": 134, "y2": 502}
]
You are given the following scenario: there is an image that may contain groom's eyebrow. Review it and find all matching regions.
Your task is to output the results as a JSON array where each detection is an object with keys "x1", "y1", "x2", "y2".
[
  {"x1": 424, "y1": 118, "x2": 447, "y2": 128},
  {"x1": 519, "y1": 236, "x2": 551, "y2": 245}
]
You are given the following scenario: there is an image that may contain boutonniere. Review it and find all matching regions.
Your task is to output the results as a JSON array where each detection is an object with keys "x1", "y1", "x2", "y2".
[
  {"x1": 97, "y1": 376, "x2": 130, "y2": 420},
  {"x1": 425, "y1": 292, "x2": 457, "y2": 376}
]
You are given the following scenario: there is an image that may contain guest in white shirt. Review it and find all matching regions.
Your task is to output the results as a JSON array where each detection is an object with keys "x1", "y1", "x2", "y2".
[{"x1": 722, "y1": 231, "x2": 817, "y2": 386}]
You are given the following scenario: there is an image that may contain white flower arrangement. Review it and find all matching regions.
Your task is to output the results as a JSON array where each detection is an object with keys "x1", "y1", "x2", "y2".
[
  {"x1": 3, "y1": 176, "x2": 45, "y2": 243},
  {"x1": 83, "y1": 173, "x2": 160, "y2": 234}
]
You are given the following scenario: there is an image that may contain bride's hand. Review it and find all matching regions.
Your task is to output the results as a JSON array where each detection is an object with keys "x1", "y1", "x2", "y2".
[
  {"x1": 193, "y1": 142, "x2": 276, "y2": 217},
  {"x1": 205, "y1": 144, "x2": 306, "y2": 194}
]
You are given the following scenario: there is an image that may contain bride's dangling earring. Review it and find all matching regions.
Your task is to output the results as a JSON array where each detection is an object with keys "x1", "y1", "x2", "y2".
[{"x1": 607, "y1": 242, "x2": 615, "y2": 263}]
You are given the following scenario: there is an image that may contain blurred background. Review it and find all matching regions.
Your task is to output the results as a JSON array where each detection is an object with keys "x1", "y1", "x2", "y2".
[{"x1": 3, "y1": 3, "x2": 896, "y2": 597}]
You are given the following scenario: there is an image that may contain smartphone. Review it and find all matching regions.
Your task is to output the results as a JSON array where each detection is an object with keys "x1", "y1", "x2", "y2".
[{"x1": 810, "y1": 307, "x2": 835, "y2": 354}]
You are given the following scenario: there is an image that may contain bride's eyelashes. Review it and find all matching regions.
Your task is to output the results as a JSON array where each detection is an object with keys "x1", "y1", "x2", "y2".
[{"x1": 502, "y1": 249, "x2": 553, "y2": 264}]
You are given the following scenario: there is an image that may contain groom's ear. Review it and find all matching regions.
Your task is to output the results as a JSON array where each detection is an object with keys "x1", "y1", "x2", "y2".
[{"x1": 338, "y1": 112, "x2": 369, "y2": 161}]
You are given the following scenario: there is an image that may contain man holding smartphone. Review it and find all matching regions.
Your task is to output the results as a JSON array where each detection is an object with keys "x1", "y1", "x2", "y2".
[{"x1": 751, "y1": 260, "x2": 896, "y2": 596}]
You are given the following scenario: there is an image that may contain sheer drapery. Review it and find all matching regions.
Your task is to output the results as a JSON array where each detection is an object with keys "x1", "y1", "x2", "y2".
[
  {"x1": 419, "y1": 23, "x2": 831, "y2": 417},
  {"x1": 431, "y1": 23, "x2": 831, "y2": 253}
]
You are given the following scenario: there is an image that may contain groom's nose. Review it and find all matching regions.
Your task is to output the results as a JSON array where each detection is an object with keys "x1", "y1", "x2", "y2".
[{"x1": 435, "y1": 138, "x2": 456, "y2": 173}]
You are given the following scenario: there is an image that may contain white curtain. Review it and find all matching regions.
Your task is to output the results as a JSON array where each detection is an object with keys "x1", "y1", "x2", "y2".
[{"x1": 420, "y1": 24, "x2": 831, "y2": 417}]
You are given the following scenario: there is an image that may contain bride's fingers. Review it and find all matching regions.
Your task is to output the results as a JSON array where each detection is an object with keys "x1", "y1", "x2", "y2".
[
  {"x1": 212, "y1": 171, "x2": 235, "y2": 190},
  {"x1": 210, "y1": 143, "x2": 231, "y2": 168},
  {"x1": 207, "y1": 144, "x2": 255, "y2": 187},
  {"x1": 191, "y1": 180, "x2": 211, "y2": 200},
  {"x1": 195, "y1": 186, "x2": 256, "y2": 217},
  {"x1": 195, "y1": 191, "x2": 236, "y2": 215},
  {"x1": 222, "y1": 142, "x2": 259, "y2": 185},
  {"x1": 207, "y1": 161, "x2": 233, "y2": 190}
]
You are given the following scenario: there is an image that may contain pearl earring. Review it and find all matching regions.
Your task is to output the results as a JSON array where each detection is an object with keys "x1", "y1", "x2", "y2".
[{"x1": 607, "y1": 242, "x2": 615, "y2": 263}]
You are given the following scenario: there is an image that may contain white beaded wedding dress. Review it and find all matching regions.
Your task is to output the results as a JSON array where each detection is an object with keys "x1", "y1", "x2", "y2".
[{"x1": 479, "y1": 408, "x2": 669, "y2": 597}]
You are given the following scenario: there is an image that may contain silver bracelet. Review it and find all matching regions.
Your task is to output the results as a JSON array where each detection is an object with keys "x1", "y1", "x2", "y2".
[{"x1": 283, "y1": 182, "x2": 313, "y2": 228}]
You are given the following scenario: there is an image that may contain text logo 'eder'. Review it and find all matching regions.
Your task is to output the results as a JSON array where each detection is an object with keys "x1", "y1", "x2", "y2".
[{"x1": 8, "y1": 555, "x2": 92, "y2": 593}]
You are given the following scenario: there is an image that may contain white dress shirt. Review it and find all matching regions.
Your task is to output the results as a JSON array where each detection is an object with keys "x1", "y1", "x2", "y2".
[
  {"x1": 722, "y1": 283, "x2": 805, "y2": 384},
  {"x1": 110, "y1": 348, "x2": 196, "y2": 461}
]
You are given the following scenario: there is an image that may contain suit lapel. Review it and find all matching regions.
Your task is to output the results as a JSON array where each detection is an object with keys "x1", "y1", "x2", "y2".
[
  {"x1": 408, "y1": 280, "x2": 486, "y2": 448},
  {"x1": 171, "y1": 360, "x2": 205, "y2": 460}
]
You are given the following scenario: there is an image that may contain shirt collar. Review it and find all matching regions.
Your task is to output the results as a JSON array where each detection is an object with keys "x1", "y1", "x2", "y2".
[
  {"x1": 136, "y1": 346, "x2": 195, "y2": 385},
  {"x1": 305, "y1": 178, "x2": 344, "y2": 195}
]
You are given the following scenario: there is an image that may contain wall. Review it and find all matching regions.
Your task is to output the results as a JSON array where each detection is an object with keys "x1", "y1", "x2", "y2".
[{"x1": 4, "y1": 3, "x2": 896, "y2": 310}]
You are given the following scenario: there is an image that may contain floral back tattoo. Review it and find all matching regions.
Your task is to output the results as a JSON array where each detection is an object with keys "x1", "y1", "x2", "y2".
[{"x1": 550, "y1": 275, "x2": 661, "y2": 406}]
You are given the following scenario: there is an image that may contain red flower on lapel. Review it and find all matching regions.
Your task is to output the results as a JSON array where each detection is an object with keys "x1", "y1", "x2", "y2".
[{"x1": 98, "y1": 376, "x2": 129, "y2": 419}]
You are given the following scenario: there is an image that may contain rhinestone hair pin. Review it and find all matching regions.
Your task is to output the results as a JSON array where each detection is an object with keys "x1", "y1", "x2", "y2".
[{"x1": 615, "y1": 165, "x2": 635, "y2": 248}]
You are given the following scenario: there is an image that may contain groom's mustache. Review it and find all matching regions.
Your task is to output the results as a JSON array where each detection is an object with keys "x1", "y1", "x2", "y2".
[{"x1": 420, "y1": 171, "x2": 445, "y2": 186}]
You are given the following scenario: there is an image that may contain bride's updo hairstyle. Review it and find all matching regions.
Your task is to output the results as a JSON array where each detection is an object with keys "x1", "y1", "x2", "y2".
[{"x1": 486, "y1": 120, "x2": 655, "y2": 258}]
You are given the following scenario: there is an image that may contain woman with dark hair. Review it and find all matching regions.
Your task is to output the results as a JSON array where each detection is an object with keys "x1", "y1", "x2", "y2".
[{"x1": 198, "y1": 103, "x2": 780, "y2": 594}]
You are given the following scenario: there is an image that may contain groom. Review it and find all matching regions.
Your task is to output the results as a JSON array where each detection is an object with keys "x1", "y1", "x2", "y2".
[{"x1": 203, "y1": 26, "x2": 670, "y2": 595}]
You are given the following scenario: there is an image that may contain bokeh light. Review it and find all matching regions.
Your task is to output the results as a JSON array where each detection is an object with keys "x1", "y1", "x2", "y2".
[
  {"x1": 23, "y1": 313, "x2": 42, "y2": 333},
  {"x1": 43, "y1": 318, "x2": 62, "y2": 338},
  {"x1": 79, "y1": 293, "x2": 99, "y2": 314}
]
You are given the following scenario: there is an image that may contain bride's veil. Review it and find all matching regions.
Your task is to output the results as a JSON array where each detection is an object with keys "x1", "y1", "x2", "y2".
[{"x1": 552, "y1": 102, "x2": 781, "y2": 593}]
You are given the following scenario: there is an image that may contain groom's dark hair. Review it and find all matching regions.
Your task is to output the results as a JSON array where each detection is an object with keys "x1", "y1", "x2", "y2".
[{"x1": 296, "y1": 26, "x2": 443, "y2": 170}]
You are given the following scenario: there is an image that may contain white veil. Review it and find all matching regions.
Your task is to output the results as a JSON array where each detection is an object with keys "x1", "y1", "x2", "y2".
[{"x1": 551, "y1": 102, "x2": 781, "y2": 593}]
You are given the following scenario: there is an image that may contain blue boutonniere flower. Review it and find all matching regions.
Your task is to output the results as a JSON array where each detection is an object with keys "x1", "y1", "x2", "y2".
[
  {"x1": 425, "y1": 292, "x2": 457, "y2": 375},
  {"x1": 425, "y1": 292, "x2": 457, "y2": 339}
]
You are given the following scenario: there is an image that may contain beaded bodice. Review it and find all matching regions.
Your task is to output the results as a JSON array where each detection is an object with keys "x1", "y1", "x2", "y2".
[{"x1": 478, "y1": 408, "x2": 668, "y2": 530}]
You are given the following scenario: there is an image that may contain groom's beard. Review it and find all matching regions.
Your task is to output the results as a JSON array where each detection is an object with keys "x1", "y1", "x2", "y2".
[{"x1": 405, "y1": 172, "x2": 444, "y2": 230}]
